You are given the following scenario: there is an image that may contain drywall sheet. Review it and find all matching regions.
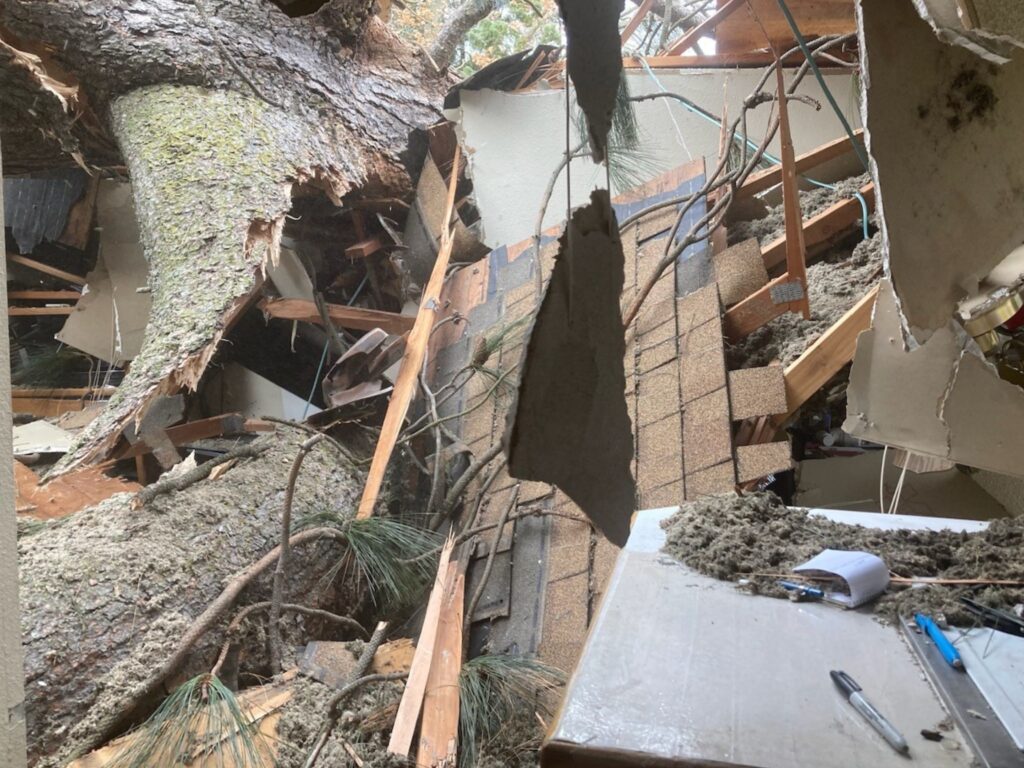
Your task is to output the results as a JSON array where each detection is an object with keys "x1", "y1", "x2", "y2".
[
  {"x1": 266, "y1": 247, "x2": 314, "y2": 300},
  {"x1": 543, "y1": 507, "x2": 974, "y2": 768},
  {"x1": 12, "y1": 421, "x2": 72, "y2": 455},
  {"x1": 56, "y1": 181, "x2": 151, "y2": 364},
  {"x1": 861, "y1": 0, "x2": 1024, "y2": 338},
  {"x1": 204, "y1": 362, "x2": 319, "y2": 421},
  {"x1": 845, "y1": 280, "x2": 1024, "y2": 477},
  {"x1": 506, "y1": 191, "x2": 635, "y2": 546},
  {"x1": 459, "y1": 68, "x2": 860, "y2": 246}
]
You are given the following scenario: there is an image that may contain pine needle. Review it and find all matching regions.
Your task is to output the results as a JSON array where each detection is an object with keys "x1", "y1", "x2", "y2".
[
  {"x1": 107, "y1": 674, "x2": 269, "y2": 768},
  {"x1": 459, "y1": 654, "x2": 565, "y2": 768},
  {"x1": 295, "y1": 514, "x2": 441, "y2": 607}
]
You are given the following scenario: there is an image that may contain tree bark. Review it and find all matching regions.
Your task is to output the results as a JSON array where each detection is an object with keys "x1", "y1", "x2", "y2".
[
  {"x1": 0, "y1": 1, "x2": 447, "y2": 473},
  {"x1": 428, "y1": 0, "x2": 499, "y2": 72},
  {"x1": 18, "y1": 432, "x2": 363, "y2": 767}
]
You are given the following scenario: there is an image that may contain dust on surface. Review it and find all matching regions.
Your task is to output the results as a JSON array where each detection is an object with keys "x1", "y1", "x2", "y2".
[
  {"x1": 660, "y1": 492, "x2": 1024, "y2": 624},
  {"x1": 275, "y1": 674, "x2": 407, "y2": 768},
  {"x1": 728, "y1": 231, "x2": 883, "y2": 368}
]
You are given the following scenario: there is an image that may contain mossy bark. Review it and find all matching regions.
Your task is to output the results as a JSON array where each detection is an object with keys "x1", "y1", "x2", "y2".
[{"x1": 21, "y1": 431, "x2": 363, "y2": 767}]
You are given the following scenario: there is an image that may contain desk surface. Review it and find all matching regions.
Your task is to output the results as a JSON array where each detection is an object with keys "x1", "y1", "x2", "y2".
[{"x1": 544, "y1": 507, "x2": 975, "y2": 768}]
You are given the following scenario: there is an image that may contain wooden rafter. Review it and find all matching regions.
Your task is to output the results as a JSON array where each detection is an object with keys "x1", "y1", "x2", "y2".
[
  {"x1": 621, "y1": 0, "x2": 655, "y2": 46},
  {"x1": 663, "y1": 0, "x2": 747, "y2": 55},
  {"x1": 6, "y1": 253, "x2": 87, "y2": 285},
  {"x1": 736, "y1": 129, "x2": 864, "y2": 200}
]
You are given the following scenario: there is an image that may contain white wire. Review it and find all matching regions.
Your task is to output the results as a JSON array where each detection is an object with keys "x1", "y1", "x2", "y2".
[
  {"x1": 880, "y1": 444, "x2": 888, "y2": 518},
  {"x1": 889, "y1": 461, "x2": 909, "y2": 515}
]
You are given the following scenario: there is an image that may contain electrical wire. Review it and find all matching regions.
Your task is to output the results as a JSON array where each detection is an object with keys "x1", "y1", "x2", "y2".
[{"x1": 879, "y1": 445, "x2": 888, "y2": 514}]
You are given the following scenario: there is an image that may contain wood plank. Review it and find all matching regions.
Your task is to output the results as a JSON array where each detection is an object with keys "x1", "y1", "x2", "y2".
[
  {"x1": 11, "y1": 397, "x2": 87, "y2": 418},
  {"x1": 664, "y1": 0, "x2": 747, "y2": 54},
  {"x1": 7, "y1": 290, "x2": 81, "y2": 301},
  {"x1": 11, "y1": 386, "x2": 115, "y2": 398},
  {"x1": 722, "y1": 273, "x2": 797, "y2": 342},
  {"x1": 714, "y1": 0, "x2": 856, "y2": 56},
  {"x1": 112, "y1": 413, "x2": 253, "y2": 460},
  {"x1": 777, "y1": 284, "x2": 878, "y2": 421},
  {"x1": 258, "y1": 297, "x2": 414, "y2": 336},
  {"x1": 6, "y1": 253, "x2": 87, "y2": 285},
  {"x1": 416, "y1": 559, "x2": 465, "y2": 767},
  {"x1": 775, "y1": 66, "x2": 810, "y2": 320},
  {"x1": 357, "y1": 144, "x2": 461, "y2": 519},
  {"x1": 8, "y1": 306, "x2": 74, "y2": 316},
  {"x1": 388, "y1": 537, "x2": 456, "y2": 757},
  {"x1": 736, "y1": 130, "x2": 864, "y2": 200},
  {"x1": 344, "y1": 236, "x2": 384, "y2": 259},
  {"x1": 761, "y1": 182, "x2": 875, "y2": 270},
  {"x1": 621, "y1": 0, "x2": 655, "y2": 45}
]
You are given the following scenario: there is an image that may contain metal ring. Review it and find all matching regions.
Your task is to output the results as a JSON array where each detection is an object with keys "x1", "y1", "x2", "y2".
[
  {"x1": 973, "y1": 329, "x2": 1000, "y2": 355},
  {"x1": 964, "y1": 289, "x2": 1024, "y2": 336}
]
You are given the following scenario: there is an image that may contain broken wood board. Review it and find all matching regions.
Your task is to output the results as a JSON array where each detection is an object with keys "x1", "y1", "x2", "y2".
[
  {"x1": 389, "y1": 537, "x2": 455, "y2": 757},
  {"x1": 111, "y1": 412, "x2": 269, "y2": 460},
  {"x1": 417, "y1": 559, "x2": 465, "y2": 767},
  {"x1": 845, "y1": 279, "x2": 1024, "y2": 477},
  {"x1": 56, "y1": 180, "x2": 151, "y2": 364},
  {"x1": 15, "y1": 461, "x2": 140, "y2": 520},
  {"x1": 259, "y1": 297, "x2": 413, "y2": 336},
  {"x1": 6, "y1": 252, "x2": 87, "y2": 284},
  {"x1": 67, "y1": 675, "x2": 294, "y2": 767},
  {"x1": 358, "y1": 145, "x2": 462, "y2": 519},
  {"x1": 506, "y1": 190, "x2": 635, "y2": 546}
]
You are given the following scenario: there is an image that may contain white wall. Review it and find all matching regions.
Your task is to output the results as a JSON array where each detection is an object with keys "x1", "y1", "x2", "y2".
[{"x1": 458, "y1": 67, "x2": 862, "y2": 247}]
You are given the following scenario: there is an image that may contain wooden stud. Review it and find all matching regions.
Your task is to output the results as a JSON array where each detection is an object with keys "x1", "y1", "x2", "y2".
[
  {"x1": 357, "y1": 144, "x2": 462, "y2": 520},
  {"x1": 7, "y1": 290, "x2": 81, "y2": 301},
  {"x1": 663, "y1": 0, "x2": 747, "y2": 55},
  {"x1": 735, "y1": 130, "x2": 864, "y2": 200},
  {"x1": 6, "y1": 253, "x2": 87, "y2": 285},
  {"x1": 344, "y1": 236, "x2": 384, "y2": 259},
  {"x1": 258, "y1": 298, "x2": 414, "y2": 336},
  {"x1": 775, "y1": 65, "x2": 810, "y2": 320},
  {"x1": 8, "y1": 306, "x2": 74, "y2": 316},
  {"x1": 621, "y1": 0, "x2": 655, "y2": 46}
]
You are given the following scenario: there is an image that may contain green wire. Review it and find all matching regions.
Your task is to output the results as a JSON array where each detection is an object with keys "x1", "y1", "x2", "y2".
[{"x1": 774, "y1": 0, "x2": 870, "y2": 171}]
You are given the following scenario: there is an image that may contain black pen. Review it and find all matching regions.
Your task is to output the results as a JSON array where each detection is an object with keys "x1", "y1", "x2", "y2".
[{"x1": 831, "y1": 670, "x2": 909, "y2": 754}]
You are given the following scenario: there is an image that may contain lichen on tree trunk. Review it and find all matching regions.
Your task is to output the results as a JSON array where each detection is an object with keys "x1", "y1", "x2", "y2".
[
  {"x1": 51, "y1": 85, "x2": 336, "y2": 476},
  {"x1": 21, "y1": 431, "x2": 363, "y2": 767}
]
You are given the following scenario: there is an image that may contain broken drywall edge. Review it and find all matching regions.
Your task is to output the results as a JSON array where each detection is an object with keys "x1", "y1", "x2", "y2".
[
  {"x1": 911, "y1": 0, "x2": 1021, "y2": 63},
  {"x1": 845, "y1": 279, "x2": 1024, "y2": 477},
  {"x1": 860, "y1": 0, "x2": 1024, "y2": 340}
]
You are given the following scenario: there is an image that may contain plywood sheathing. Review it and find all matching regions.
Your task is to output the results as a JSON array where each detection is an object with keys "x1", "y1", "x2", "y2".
[
  {"x1": 714, "y1": 0, "x2": 856, "y2": 56},
  {"x1": 728, "y1": 366, "x2": 787, "y2": 420},
  {"x1": 736, "y1": 442, "x2": 793, "y2": 484},
  {"x1": 714, "y1": 237, "x2": 769, "y2": 307}
]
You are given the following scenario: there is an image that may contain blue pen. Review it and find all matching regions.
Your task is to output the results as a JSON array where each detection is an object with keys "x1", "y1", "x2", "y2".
[
  {"x1": 778, "y1": 580, "x2": 825, "y2": 599},
  {"x1": 915, "y1": 613, "x2": 964, "y2": 670}
]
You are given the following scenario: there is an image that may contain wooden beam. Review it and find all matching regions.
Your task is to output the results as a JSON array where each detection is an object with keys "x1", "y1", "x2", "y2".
[
  {"x1": 7, "y1": 290, "x2": 81, "y2": 301},
  {"x1": 416, "y1": 558, "x2": 465, "y2": 767},
  {"x1": 8, "y1": 306, "x2": 74, "y2": 316},
  {"x1": 6, "y1": 253, "x2": 87, "y2": 285},
  {"x1": 775, "y1": 66, "x2": 810, "y2": 321},
  {"x1": 388, "y1": 537, "x2": 455, "y2": 757},
  {"x1": 761, "y1": 182, "x2": 875, "y2": 270},
  {"x1": 621, "y1": 0, "x2": 655, "y2": 46},
  {"x1": 736, "y1": 130, "x2": 864, "y2": 200},
  {"x1": 11, "y1": 398, "x2": 88, "y2": 418},
  {"x1": 357, "y1": 144, "x2": 461, "y2": 519},
  {"x1": 722, "y1": 273, "x2": 797, "y2": 342},
  {"x1": 778, "y1": 285, "x2": 878, "y2": 421},
  {"x1": 12, "y1": 386, "x2": 115, "y2": 398},
  {"x1": 622, "y1": 51, "x2": 852, "y2": 68},
  {"x1": 663, "y1": 0, "x2": 746, "y2": 55},
  {"x1": 258, "y1": 298, "x2": 414, "y2": 336},
  {"x1": 344, "y1": 236, "x2": 384, "y2": 259},
  {"x1": 112, "y1": 413, "x2": 256, "y2": 460}
]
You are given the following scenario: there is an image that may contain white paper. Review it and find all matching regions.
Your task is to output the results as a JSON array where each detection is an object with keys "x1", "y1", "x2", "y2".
[{"x1": 793, "y1": 549, "x2": 890, "y2": 608}]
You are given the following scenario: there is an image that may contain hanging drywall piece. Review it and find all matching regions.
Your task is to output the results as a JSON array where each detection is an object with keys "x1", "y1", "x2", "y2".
[
  {"x1": 56, "y1": 180, "x2": 151, "y2": 364},
  {"x1": 505, "y1": 190, "x2": 636, "y2": 546},
  {"x1": 555, "y1": 0, "x2": 624, "y2": 163},
  {"x1": 861, "y1": 0, "x2": 1024, "y2": 339}
]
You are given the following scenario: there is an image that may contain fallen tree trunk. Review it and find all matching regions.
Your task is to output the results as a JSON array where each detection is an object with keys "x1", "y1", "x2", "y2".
[{"x1": 18, "y1": 431, "x2": 363, "y2": 767}]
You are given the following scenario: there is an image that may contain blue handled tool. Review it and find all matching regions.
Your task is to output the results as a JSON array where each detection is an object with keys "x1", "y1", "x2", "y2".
[
  {"x1": 778, "y1": 580, "x2": 825, "y2": 600},
  {"x1": 915, "y1": 613, "x2": 964, "y2": 670}
]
